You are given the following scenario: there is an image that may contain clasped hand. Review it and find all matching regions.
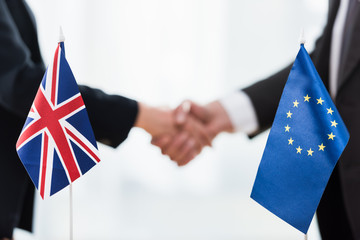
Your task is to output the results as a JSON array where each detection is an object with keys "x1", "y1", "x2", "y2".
[{"x1": 135, "y1": 100, "x2": 234, "y2": 166}]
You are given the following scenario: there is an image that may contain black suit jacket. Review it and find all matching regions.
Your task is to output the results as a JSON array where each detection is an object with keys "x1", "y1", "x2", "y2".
[
  {"x1": 0, "y1": 0, "x2": 138, "y2": 237},
  {"x1": 244, "y1": 0, "x2": 360, "y2": 238}
]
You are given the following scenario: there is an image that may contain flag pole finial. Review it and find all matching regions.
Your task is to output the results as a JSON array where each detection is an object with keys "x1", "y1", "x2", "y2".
[
  {"x1": 59, "y1": 26, "x2": 65, "y2": 43},
  {"x1": 299, "y1": 28, "x2": 306, "y2": 45}
]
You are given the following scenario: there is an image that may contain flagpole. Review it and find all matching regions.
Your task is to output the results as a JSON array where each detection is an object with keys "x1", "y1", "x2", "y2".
[
  {"x1": 70, "y1": 183, "x2": 74, "y2": 240},
  {"x1": 299, "y1": 27, "x2": 306, "y2": 45},
  {"x1": 301, "y1": 28, "x2": 307, "y2": 240},
  {"x1": 58, "y1": 26, "x2": 73, "y2": 240}
]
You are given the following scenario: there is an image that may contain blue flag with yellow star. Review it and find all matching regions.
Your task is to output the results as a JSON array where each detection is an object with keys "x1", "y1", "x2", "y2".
[{"x1": 251, "y1": 44, "x2": 349, "y2": 233}]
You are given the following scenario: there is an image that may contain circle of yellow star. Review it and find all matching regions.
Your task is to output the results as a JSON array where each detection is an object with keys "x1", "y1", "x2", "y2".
[
  {"x1": 318, "y1": 143, "x2": 326, "y2": 151},
  {"x1": 288, "y1": 138, "x2": 294, "y2": 145},
  {"x1": 296, "y1": 146, "x2": 302, "y2": 154},
  {"x1": 285, "y1": 125, "x2": 291, "y2": 132},
  {"x1": 331, "y1": 120, "x2": 338, "y2": 127},
  {"x1": 286, "y1": 111, "x2": 293, "y2": 118},
  {"x1": 307, "y1": 148, "x2": 314, "y2": 156},
  {"x1": 328, "y1": 132, "x2": 336, "y2": 140},
  {"x1": 317, "y1": 97, "x2": 324, "y2": 105},
  {"x1": 293, "y1": 100, "x2": 299, "y2": 108},
  {"x1": 304, "y1": 94, "x2": 311, "y2": 102},
  {"x1": 327, "y1": 108, "x2": 334, "y2": 115}
]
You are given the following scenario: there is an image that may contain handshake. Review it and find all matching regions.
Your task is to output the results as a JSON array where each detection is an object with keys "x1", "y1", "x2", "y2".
[{"x1": 135, "y1": 100, "x2": 234, "y2": 166}]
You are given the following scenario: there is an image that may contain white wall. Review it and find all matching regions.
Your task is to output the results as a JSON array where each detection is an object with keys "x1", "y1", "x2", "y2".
[{"x1": 17, "y1": 0, "x2": 327, "y2": 239}]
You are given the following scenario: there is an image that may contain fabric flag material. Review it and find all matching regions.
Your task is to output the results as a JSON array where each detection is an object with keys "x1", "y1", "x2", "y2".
[
  {"x1": 251, "y1": 44, "x2": 349, "y2": 233},
  {"x1": 16, "y1": 42, "x2": 101, "y2": 199}
]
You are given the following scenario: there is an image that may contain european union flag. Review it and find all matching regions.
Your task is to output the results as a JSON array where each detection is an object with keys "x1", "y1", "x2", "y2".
[{"x1": 251, "y1": 44, "x2": 349, "y2": 233}]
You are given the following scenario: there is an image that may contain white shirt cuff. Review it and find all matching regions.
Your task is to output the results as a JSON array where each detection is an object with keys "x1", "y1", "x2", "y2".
[{"x1": 219, "y1": 91, "x2": 259, "y2": 135}]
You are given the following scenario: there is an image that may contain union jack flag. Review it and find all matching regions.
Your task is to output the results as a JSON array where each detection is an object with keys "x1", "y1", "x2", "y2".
[{"x1": 16, "y1": 42, "x2": 101, "y2": 199}]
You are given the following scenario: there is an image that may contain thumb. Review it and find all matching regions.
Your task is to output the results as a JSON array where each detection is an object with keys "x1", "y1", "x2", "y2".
[
  {"x1": 189, "y1": 102, "x2": 210, "y2": 123},
  {"x1": 174, "y1": 100, "x2": 191, "y2": 126}
]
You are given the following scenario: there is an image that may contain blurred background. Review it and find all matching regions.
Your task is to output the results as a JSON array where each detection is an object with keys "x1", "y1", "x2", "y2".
[{"x1": 16, "y1": 0, "x2": 327, "y2": 239}]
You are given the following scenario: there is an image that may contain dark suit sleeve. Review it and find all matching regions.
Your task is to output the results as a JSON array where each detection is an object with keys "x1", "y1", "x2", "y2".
[
  {"x1": 79, "y1": 86, "x2": 138, "y2": 148},
  {"x1": 0, "y1": 0, "x2": 138, "y2": 148},
  {"x1": 0, "y1": 0, "x2": 45, "y2": 118}
]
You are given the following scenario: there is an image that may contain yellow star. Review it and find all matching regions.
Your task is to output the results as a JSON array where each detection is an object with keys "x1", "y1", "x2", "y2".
[
  {"x1": 317, "y1": 97, "x2": 324, "y2": 105},
  {"x1": 293, "y1": 100, "x2": 299, "y2": 108},
  {"x1": 307, "y1": 148, "x2": 314, "y2": 156},
  {"x1": 288, "y1": 138, "x2": 294, "y2": 145},
  {"x1": 328, "y1": 132, "x2": 336, "y2": 140},
  {"x1": 327, "y1": 108, "x2": 334, "y2": 115},
  {"x1": 304, "y1": 94, "x2": 311, "y2": 102},
  {"x1": 285, "y1": 125, "x2": 291, "y2": 132},
  {"x1": 286, "y1": 111, "x2": 293, "y2": 118},
  {"x1": 318, "y1": 143, "x2": 326, "y2": 151},
  {"x1": 296, "y1": 146, "x2": 302, "y2": 154},
  {"x1": 331, "y1": 120, "x2": 338, "y2": 127}
]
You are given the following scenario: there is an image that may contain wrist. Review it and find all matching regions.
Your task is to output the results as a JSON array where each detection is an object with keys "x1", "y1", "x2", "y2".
[
  {"x1": 135, "y1": 102, "x2": 174, "y2": 137},
  {"x1": 134, "y1": 102, "x2": 155, "y2": 134}
]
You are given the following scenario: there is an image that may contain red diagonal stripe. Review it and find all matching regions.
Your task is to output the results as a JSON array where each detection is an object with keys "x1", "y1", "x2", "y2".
[
  {"x1": 54, "y1": 95, "x2": 84, "y2": 119},
  {"x1": 16, "y1": 92, "x2": 48, "y2": 148},
  {"x1": 16, "y1": 119, "x2": 47, "y2": 149},
  {"x1": 65, "y1": 128, "x2": 101, "y2": 163}
]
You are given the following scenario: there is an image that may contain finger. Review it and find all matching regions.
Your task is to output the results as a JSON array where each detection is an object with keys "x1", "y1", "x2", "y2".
[
  {"x1": 151, "y1": 135, "x2": 172, "y2": 154},
  {"x1": 163, "y1": 132, "x2": 189, "y2": 159},
  {"x1": 184, "y1": 116, "x2": 213, "y2": 147},
  {"x1": 177, "y1": 150, "x2": 198, "y2": 167},
  {"x1": 173, "y1": 137, "x2": 201, "y2": 165},
  {"x1": 189, "y1": 102, "x2": 210, "y2": 123}
]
